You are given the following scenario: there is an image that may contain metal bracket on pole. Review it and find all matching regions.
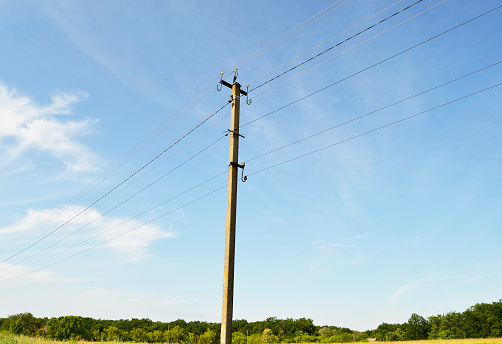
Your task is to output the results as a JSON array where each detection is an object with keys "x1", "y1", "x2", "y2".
[
  {"x1": 217, "y1": 71, "x2": 224, "y2": 91},
  {"x1": 225, "y1": 129, "x2": 245, "y2": 138},
  {"x1": 219, "y1": 80, "x2": 248, "y2": 96},
  {"x1": 229, "y1": 162, "x2": 247, "y2": 182}
]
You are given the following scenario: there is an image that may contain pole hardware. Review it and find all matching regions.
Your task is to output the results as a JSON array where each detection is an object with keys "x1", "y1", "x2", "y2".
[
  {"x1": 217, "y1": 71, "x2": 224, "y2": 91},
  {"x1": 225, "y1": 129, "x2": 245, "y2": 138},
  {"x1": 220, "y1": 72, "x2": 248, "y2": 344},
  {"x1": 229, "y1": 161, "x2": 247, "y2": 182},
  {"x1": 229, "y1": 161, "x2": 244, "y2": 169},
  {"x1": 245, "y1": 84, "x2": 252, "y2": 105},
  {"x1": 220, "y1": 79, "x2": 248, "y2": 96}
]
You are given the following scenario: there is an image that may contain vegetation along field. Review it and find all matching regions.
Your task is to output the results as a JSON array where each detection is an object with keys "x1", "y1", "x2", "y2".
[{"x1": 0, "y1": 301, "x2": 501, "y2": 343}]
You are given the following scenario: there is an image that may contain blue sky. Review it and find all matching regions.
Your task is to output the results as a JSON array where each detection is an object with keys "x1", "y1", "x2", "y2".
[{"x1": 0, "y1": 0, "x2": 501, "y2": 332}]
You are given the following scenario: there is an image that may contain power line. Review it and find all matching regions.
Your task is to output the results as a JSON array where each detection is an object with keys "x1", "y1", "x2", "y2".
[
  {"x1": 222, "y1": 0, "x2": 353, "y2": 75},
  {"x1": 0, "y1": 135, "x2": 229, "y2": 272},
  {"x1": 249, "y1": 0, "x2": 427, "y2": 93},
  {"x1": 245, "y1": 82, "x2": 502, "y2": 178},
  {"x1": 250, "y1": 0, "x2": 449, "y2": 100},
  {"x1": 0, "y1": 1, "x2": 378, "y2": 256},
  {"x1": 239, "y1": 3, "x2": 502, "y2": 129},
  {"x1": 244, "y1": 61, "x2": 502, "y2": 164},
  {"x1": 0, "y1": 101, "x2": 231, "y2": 264},
  {"x1": 4, "y1": 80, "x2": 501, "y2": 281},
  {"x1": 0, "y1": 184, "x2": 228, "y2": 282},
  {"x1": 0, "y1": 1, "x2": 350, "y2": 264},
  {"x1": 248, "y1": 0, "x2": 407, "y2": 86},
  {"x1": 0, "y1": 75, "x2": 223, "y2": 253},
  {"x1": 100, "y1": 112, "x2": 231, "y2": 207},
  {"x1": 97, "y1": 104, "x2": 230, "y2": 207}
]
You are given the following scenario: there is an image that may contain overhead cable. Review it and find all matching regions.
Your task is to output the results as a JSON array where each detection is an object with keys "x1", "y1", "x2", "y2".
[
  {"x1": 0, "y1": 101, "x2": 231, "y2": 264},
  {"x1": 0, "y1": 184, "x2": 228, "y2": 282},
  {"x1": 246, "y1": 82, "x2": 502, "y2": 178},
  {"x1": 223, "y1": 0, "x2": 353, "y2": 76},
  {"x1": 249, "y1": 0, "x2": 428, "y2": 93},
  {"x1": 244, "y1": 61, "x2": 502, "y2": 164},
  {"x1": 240, "y1": 3, "x2": 501, "y2": 129},
  {"x1": 248, "y1": 0, "x2": 407, "y2": 85},
  {"x1": 0, "y1": 135, "x2": 229, "y2": 272}
]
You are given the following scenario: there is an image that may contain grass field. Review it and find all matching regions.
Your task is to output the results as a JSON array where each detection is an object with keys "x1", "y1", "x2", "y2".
[{"x1": 1, "y1": 333, "x2": 502, "y2": 344}]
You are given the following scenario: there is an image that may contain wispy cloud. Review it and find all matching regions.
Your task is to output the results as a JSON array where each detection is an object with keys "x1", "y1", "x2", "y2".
[
  {"x1": 0, "y1": 84, "x2": 98, "y2": 174},
  {"x1": 0, "y1": 205, "x2": 175, "y2": 261},
  {"x1": 390, "y1": 279, "x2": 427, "y2": 311},
  {"x1": 313, "y1": 239, "x2": 347, "y2": 251},
  {"x1": 313, "y1": 239, "x2": 365, "y2": 267},
  {"x1": 0, "y1": 262, "x2": 82, "y2": 286},
  {"x1": 45, "y1": 3, "x2": 170, "y2": 107}
]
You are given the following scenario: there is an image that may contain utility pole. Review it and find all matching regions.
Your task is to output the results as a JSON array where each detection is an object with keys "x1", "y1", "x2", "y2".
[{"x1": 219, "y1": 72, "x2": 247, "y2": 344}]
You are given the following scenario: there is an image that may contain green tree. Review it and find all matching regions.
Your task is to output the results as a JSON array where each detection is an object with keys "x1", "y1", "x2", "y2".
[
  {"x1": 6, "y1": 313, "x2": 42, "y2": 336},
  {"x1": 373, "y1": 323, "x2": 399, "y2": 341},
  {"x1": 46, "y1": 316, "x2": 87, "y2": 340},
  {"x1": 187, "y1": 332, "x2": 197, "y2": 344},
  {"x1": 131, "y1": 327, "x2": 147, "y2": 342},
  {"x1": 164, "y1": 325, "x2": 185, "y2": 343},
  {"x1": 233, "y1": 331, "x2": 247, "y2": 344},
  {"x1": 248, "y1": 333, "x2": 263, "y2": 344},
  {"x1": 296, "y1": 318, "x2": 316, "y2": 335},
  {"x1": 198, "y1": 328, "x2": 217, "y2": 344},
  {"x1": 104, "y1": 325, "x2": 121, "y2": 341},
  {"x1": 428, "y1": 315, "x2": 442, "y2": 339},
  {"x1": 262, "y1": 328, "x2": 281, "y2": 343},
  {"x1": 406, "y1": 313, "x2": 430, "y2": 340},
  {"x1": 318, "y1": 326, "x2": 337, "y2": 337},
  {"x1": 385, "y1": 328, "x2": 406, "y2": 341},
  {"x1": 439, "y1": 312, "x2": 465, "y2": 339}
]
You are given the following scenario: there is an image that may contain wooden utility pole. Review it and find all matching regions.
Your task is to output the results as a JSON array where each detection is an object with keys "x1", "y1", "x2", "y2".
[{"x1": 220, "y1": 74, "x2": 247, "y2": 344}]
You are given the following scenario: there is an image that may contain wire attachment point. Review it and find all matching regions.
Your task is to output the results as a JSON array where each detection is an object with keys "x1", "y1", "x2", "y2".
[
  {"x1": 246, "y1": 84, "x2": 252, "y2": 105},
  {"x1": 229, "y1": 161, "x2": 247, "y2": 182},
  {"x1": 217, "y1": 71, "x2": 224, "y2": 91},
  {"x1": 233, "y1": 69, "x2": 238, "y2": 83}
]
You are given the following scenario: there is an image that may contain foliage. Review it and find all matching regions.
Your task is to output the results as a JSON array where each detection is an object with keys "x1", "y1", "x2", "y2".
[
  {"x1": 2, "y1": 313, "x2": 44, "y2": 336},
  {"x1": 3, "y1": 299, "x2": 502, "y2": 343},
  {"x1": 46, "y1": 316, "x2": 87, "y2": 340},
  {"x1": 369, "y1": 300, "x2": 502, "y2": 341},
  {"x1": 198, "y1": 328, "x2": 217, "y2": 344}
]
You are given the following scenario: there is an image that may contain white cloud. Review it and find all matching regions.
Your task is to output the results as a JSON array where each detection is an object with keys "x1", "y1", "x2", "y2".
[
  {"x1": 313, "y1": 239, "x2": 346, "y2": 251},
  {"x1": 313, "y1": 239, "x2": 365, "y2": 267},
  {"x1": 46, "y1": 3, "x2": 170, "y2": 107},
  {"x1": 98, "y1": 217, "x2": 175, "y2": 261},
  {"x1": 0, "y1": 261, "x2": 81, "y2": 286},
  {"x1": 0, "y1": 205, "x2": 175, "y2": 261},
  {"x1": 390, "y1": 280, "x2": 425, "y2": 311},
  {"x1": 0, "y1": 84, "x2": 98, "y2": 173}
]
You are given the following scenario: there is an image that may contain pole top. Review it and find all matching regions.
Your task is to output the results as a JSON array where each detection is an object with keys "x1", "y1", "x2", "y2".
[{"x1": 219, "y1": 79, "x2": 248, "y2": 96}]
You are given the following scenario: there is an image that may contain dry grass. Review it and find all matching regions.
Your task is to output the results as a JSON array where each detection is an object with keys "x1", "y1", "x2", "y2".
[
  {"x1": 1, "y1": 332, "x2": 502, "y2": 344},
  {"x1": 0, "y1": 332, "x2": 87, "y2": 344},
  {"x1": 368, "y1": 340, "x2": 502, "y2": 344}
]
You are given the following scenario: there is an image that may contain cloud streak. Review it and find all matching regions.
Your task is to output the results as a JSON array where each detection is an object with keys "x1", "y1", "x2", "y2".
[
  {"x1": 0, "y1": 205, "x2": 176, "y2": 261},
  {"x1": 0, "y1": 84, "x2": 97, "y2": 174}
]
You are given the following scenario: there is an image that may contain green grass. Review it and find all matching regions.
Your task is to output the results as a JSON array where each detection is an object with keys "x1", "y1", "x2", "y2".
[{"x1": 0, "y1": 332, "x2": 85, "y2": 344}]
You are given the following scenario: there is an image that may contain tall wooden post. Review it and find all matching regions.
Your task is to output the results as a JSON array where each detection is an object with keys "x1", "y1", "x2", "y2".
[{"x1": 220, "y1": 77, "x2": 246, "y2": 344}]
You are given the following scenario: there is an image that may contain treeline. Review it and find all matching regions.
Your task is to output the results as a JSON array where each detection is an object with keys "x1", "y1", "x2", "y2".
[
  {"x1": 367, "y1": 300, "x2": 502, "y2": 341},
  {"x1": 1, "y1": 300, "x2": 501, "y2": 343},
  {"x1": 0, "y1": 314, "x2": 366, "y2": 343}
]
